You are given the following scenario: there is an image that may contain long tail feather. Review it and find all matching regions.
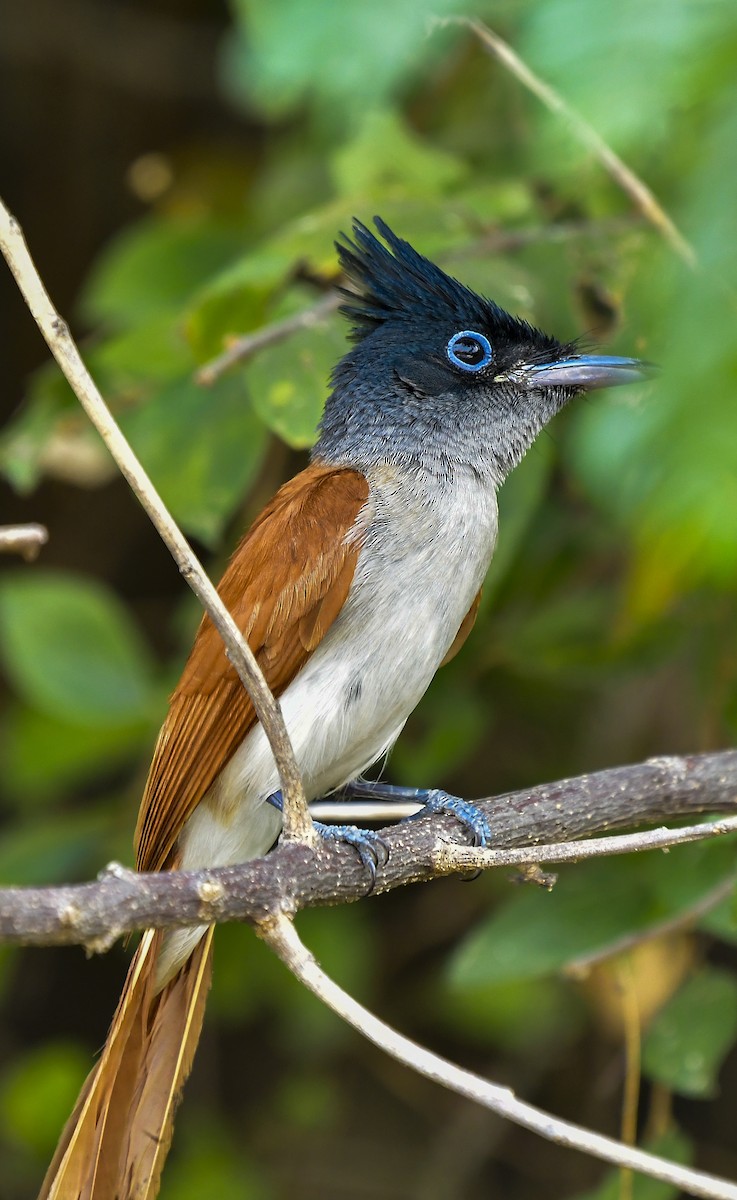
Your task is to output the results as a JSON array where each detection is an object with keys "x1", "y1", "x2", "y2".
[{"x1": 39, "y1": 927, "x2": 214, "y2": 1200}]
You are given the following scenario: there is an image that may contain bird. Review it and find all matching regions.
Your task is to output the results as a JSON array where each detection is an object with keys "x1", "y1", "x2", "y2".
[{"x1": 41, "y1": 216, "x2": 648, "y2": 1199}]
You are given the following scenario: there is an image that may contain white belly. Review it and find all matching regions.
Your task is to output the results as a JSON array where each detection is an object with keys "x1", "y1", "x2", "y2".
[
  {"x1": 156, "y1": 463, "x2": 498, "y2": 984},
  {"x1": 180, "y1": 463, "x2": 499, "y2": 872}
]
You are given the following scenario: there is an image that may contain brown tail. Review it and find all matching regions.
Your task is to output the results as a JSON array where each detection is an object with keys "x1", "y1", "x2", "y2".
[{"x1": 40, "y1": 927, "x2": 214, "y2": 1200}]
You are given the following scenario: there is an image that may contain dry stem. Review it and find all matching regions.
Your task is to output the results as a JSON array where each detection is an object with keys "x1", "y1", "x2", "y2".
[
  {"x1": 441, "y1": 17, "x2": 696, "y2": 267},
  {"x1": 264, "y1": 914, "x2": 737, "y2": 1200}
]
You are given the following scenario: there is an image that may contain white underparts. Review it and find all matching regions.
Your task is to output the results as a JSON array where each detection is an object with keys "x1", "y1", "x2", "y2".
[{"x1": 156, "y1": 462, "x2": 499, "y2": 987}]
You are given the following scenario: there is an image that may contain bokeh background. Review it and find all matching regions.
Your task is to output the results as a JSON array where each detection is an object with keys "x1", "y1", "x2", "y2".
[{"x1": 1, "y1": 2, "x2": 737, "y2": 1197}]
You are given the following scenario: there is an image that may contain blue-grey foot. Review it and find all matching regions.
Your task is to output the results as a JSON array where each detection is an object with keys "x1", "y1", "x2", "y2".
[
  {"x1": 266, "y1": 790, "x2": 388, "y2": 889},
  {"x1": 337, "y1": 780, "x2": 492, "y2": 848}
]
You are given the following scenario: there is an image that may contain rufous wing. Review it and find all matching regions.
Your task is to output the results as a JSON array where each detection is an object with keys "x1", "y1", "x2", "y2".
[
  {"x1": 440, "y1": 588, "x2": 482, "y2": 667},
  {"x1": 135, "y1": 464, "x2": 370, "y2": 873}
]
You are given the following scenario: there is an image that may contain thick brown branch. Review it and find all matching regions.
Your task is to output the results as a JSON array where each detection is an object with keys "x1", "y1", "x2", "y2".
[{"x1": 1, "y1": 750, "x2": 735, "y2": 949}]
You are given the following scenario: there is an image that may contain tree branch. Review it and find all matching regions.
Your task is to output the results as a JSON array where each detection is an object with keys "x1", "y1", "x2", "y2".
[
  {"x1": 196, "y1": 291, "x2": 341, "y2": 385},
  {"x1": 435, "y1": 812, "x2": 737, "y2": 875},
  {"x1": 1, "y1": 751, "x2": 735, "y2": 949},
  {"x1": 0, "y1": 197, "x2": 313, "y2": 846}
]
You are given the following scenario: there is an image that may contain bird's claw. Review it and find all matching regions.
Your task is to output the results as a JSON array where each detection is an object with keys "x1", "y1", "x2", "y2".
[
  {"x1": 265, "y1": 792, "x2": 387, "y2": 889},
  {"x1": 405, "y1": 789, "x2": 492, "y2": 848},
  {"x1": 313, "y1": 822, "x2": 389, "y2": 890}
]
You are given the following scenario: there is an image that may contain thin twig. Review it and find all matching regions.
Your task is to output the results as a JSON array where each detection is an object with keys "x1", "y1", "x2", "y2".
[
  {"x1": 0, "y1": 522, "x2": 48, "y2": 560},
  {"x1": 433, "y1": 814, "x2": 737, "y2": 874},
  {"x1": 196, "y1": 291, "x2": 341, "y2": 385},
  {"x1": 440, "y1": 17, "x2": 696, "y2": 268},
  {"x1": 263, "y1": 914, "x2": 737, "y2": 1200},
  {"x1": 0, "y1": 197, "x2": 313, "y2": 845},
  {"x1": 448, "y1": 215, "x2": 644, "y2": 260}
]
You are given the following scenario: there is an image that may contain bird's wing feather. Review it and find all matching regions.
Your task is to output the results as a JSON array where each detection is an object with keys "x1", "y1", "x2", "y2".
[
  {"x1": 440, "y1": 588, "x2": 482, "y2": 667},
  {"x1": 135, "y1": 464, "x2": 370, "y2": 873}
]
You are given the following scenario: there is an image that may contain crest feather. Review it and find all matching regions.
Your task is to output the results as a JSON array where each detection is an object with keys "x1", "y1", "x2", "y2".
[{"x1": 336, "y1": 216, "x2": 496, "y2": 340}]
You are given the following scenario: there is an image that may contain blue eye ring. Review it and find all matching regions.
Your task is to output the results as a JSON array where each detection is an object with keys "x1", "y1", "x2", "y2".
[{"x1": 446, "y1": 330, "x2": 493, "y2": 373}]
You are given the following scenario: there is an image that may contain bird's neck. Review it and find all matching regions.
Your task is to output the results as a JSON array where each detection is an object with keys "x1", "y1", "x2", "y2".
[{"x1": 313, "y1": 388, "x2": 502, "y2": 487}]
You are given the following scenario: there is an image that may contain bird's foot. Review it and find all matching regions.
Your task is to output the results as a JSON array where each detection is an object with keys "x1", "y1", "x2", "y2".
[
  {"x1": 312, "y1": 821, "x2": 388, "y2": 888},
  {"x1": 336, "y1": 780, "x2": 491, "y2": 848},
  {"x1": 407, "y1": 789, "x2": 492, "y2": 848},
  {"x1": 266, "y1": 790, "x2": 388, "y2": 889}
]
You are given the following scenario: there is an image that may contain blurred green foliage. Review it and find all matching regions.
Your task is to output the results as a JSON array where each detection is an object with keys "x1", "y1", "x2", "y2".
[
  {"x1": 0, "y1": 571, "x2": 157, "y2": 725},
  {"x1": 643, "y1": 968, "x2": 737, "y2": 1099},
  {"x1": 2, "y1": 0, "x2": 737, "y2": 1196},
  {"x1": 0, "y1": 1043, "x2": 89, "y2": 1158},
  {"x1": 451, "y1": 841, "x2": 737, "y2": 987}
]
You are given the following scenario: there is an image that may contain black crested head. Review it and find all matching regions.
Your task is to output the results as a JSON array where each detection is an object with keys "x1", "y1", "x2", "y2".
[
  {"x1": 315, "y1": 217, "x2": 648, "y2": 482},
  {"x1": 336, "y1": 217, "x2": 538, "y2": 349}
]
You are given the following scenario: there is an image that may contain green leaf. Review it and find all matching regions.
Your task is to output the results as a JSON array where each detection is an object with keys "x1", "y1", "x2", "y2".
[
  {"x1": 492, "y1": 587, "x2": 616, "y2": 682},
  {"x1": 451, "y1": 858, "x2": 652, "y2": 988},
  {"x1": 222, "y1": 0, "x2": 468, "y2": 120},
  {"x1": 486, "y1": 438, "x2": 555, "y2": 596},
  {"x1": 159, "y1": 1117, "x2": 270, "y2": 1200},
  {"x1": 95, "y1": 313, "x2": 195, "y2": 386},
  {"x1": 452, "y1": 179, "x2": 536, "y2": 227},
  {"x1": 0, "y1": 571, "x2": 155, "y2": 726},
  {"x1": 192, "y1": 193, "x2": 486, "y2": 343},
  {"x1": 192, "y1": 237, "x2": 304, "y2": 307},
  {"x1": 330, "y1": 110, "x2": 467, "y2": 199},
  {"x1": 80, "y1": 216, "x2": 246, "y2": 325},
  {"x1": 0, "y1": 807, "x2": 122, "y2": 885},
  {"x1": 246, "y1": 318, "x2": 347, "y2": 448},
  {"x1": 438, "y1": 975, "x2": 584, "y2": 1052},
  {"x1": 0, "y1": 1043, "x2": 90, "y2": 1155},
  {"x1": 451, "y1": 840, "x2": 737, "y2": 988},
  {"x1": 121, "y1": 373, "x2": 268, "y2": 545},
  {"x1": 275, "y1": 1072, "x2": 337, "y2": 1131},
  {"x1": 698, "y1": 890, "x2": 737, "y2": 945},
  {"x1": 645, "y1": 837, "x2": 737, "y2": 915},
  {"x1": 0, "y1": 365, "x2": 81, "y2": 493},
  {"x1": 2, "y1": 704, "x2": 155, "y2": 804},
  {"x1": 643, "y1": 968, "x2": 737, "y2": 1098},
  {"x1": 211, "y1": 907, "x2": 374, "y2": 1054},
  {"x1": 566, "y1": 107, "x2": 737, "y2": 602},
  {"x1": 523, "y1": 0, "x2": 731, "y2": 155},
  {"x1": 186, "y1": 284, "x2": 271, "y2": 362},
  {"x1": 390, "y1": 684, "x2": 488, "y2": 783}
]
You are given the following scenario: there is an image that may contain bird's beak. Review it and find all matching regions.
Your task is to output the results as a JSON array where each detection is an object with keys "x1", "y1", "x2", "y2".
[{"x1": 512, "y1": 354, "x2": 653, "y2": 392}]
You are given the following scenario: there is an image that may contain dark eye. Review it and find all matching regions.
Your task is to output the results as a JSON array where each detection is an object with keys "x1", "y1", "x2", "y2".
[{"x1": 446, "y1": 330, "x2": 493, "y2": 373}]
